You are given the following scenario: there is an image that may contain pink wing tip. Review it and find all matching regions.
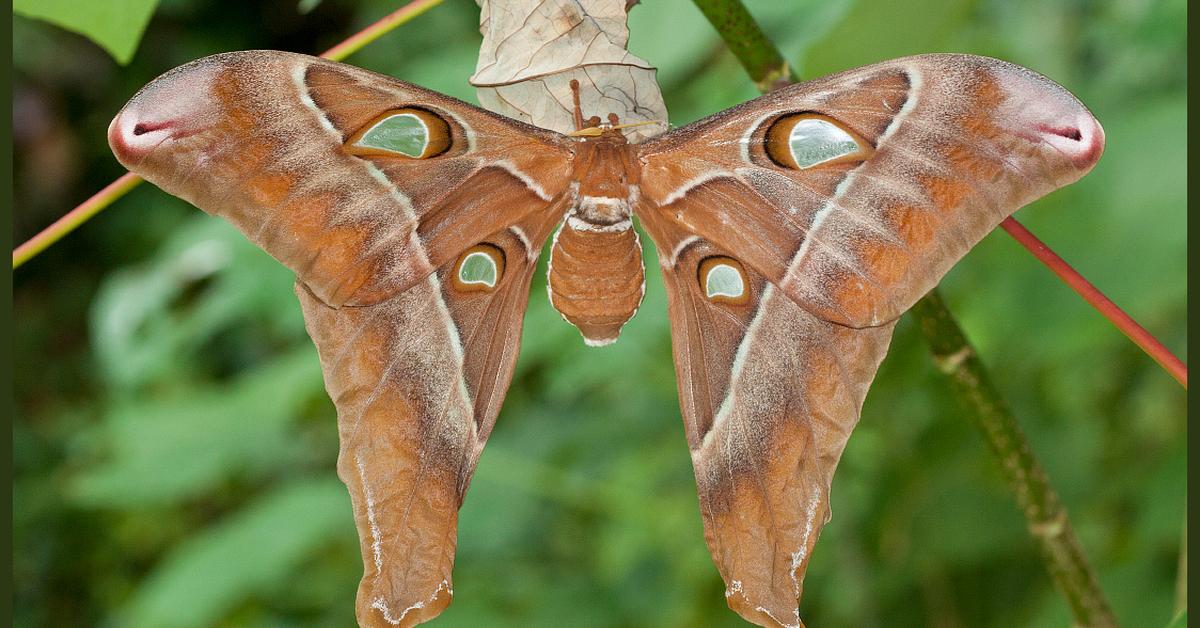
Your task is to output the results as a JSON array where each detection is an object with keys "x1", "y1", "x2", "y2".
[{"x1": 1037, "y1": 113, "x2": 1105, "y2": 171}]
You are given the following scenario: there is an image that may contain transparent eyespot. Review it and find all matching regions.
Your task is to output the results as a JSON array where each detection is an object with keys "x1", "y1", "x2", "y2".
[
  {"x1": 765, "y1": 113, "x2": 872, "y2": 169},
  {"x1": 453, "y1": 244, "x2": 505, "y2": 292},
  {"x1": 348, "y1": 108, "x2": 451, "y2": 159},
  {"x1": 698, "y1": 256, "x2": 749, "y2": 305}
]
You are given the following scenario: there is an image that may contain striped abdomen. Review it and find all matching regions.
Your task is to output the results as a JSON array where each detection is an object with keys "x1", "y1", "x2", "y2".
[{"x1": 548, "y1": 197, "x2": 645, "y2": 346}]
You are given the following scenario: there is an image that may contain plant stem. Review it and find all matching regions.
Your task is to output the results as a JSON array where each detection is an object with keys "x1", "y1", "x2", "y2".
[
  {"x1": 911, "y1": 292, "x2": 1118, "y2": 627},
  {"x1": 1000, "y1": 217, "x2": 1186, "y2": 388},
  {"x1": 692, "y1": 0, "x2": 1120, "y2": 624},
  {"x1": 12, "y1": 172, "x2": 142, "y2": 267},
  {"x1": 11, "y1": 0, "x2": 444, "y2": 270},
  {"x1": 691, "y1": 0, "x2": 794, "y2": 91},
  {"x1": 320, "y1": 0, "x2": 442, "y2": 62}
]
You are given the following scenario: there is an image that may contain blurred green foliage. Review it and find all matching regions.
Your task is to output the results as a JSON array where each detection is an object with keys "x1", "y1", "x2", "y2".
[
  {"x1": 12, "y1": 0, "x2": 1186, "y2": 627},
  {"x1": 13, "y1": 0, "x2": 160, "y2": 64}
]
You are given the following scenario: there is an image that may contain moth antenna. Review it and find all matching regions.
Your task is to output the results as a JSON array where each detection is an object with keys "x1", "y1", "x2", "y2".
[
  {"x1": 569, "y1": 79, "x2": 585, "y2": 131},
  {"x1": 609, "y1": 120, "x2": 669, "y2": 132}
]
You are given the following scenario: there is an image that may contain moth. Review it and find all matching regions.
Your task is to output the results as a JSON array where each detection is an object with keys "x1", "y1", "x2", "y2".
[{"x1": 108, "y1": 50, "x2": 1102, "y2": 628}]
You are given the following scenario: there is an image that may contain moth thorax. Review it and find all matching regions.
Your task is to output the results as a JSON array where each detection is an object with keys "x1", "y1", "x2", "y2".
[
  {"x1": 547, "y1": 200, "x2": 645, "y2": 347},
  {"x1": 576, "y1": 195, "x2": 629, "y2": 225}
]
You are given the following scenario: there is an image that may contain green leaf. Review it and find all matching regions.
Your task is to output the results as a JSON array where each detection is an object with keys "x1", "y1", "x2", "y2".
[
  {"x1": 118, "y1": 479, "x2": 353, "y2": 627},
  {"x1": 1166, "y1": 611, "x2": 1187, "y2": 628},
  {"x1": 89, "y1": 215, "x2": 300, "y2": 392},
  {"x1": 13, "y1": 0, "x2": 159, "y2": 64},
  {"x1": 70, "y1": 348, "x2": 324, "y2": 506}
]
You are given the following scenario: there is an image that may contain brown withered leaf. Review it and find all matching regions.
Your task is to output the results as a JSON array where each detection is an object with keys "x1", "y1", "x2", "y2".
[{"x1": 471, "y1": 0, "x2": 668, "y2": 141}]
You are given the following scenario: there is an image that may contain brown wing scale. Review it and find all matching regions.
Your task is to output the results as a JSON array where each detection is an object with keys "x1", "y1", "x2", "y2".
[{"x1": 109, "y1": 50, "x2": 575, "y2": 628}]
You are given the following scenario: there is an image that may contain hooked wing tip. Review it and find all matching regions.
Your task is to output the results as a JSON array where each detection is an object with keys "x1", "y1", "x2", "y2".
[
  {"x1": 108, "y1": 107, "x2": 176, "y2": 167},
  {"x1": 988, "y1": 56, "x2": 1106, "y2": 175},
  {"x1": 1038, "y1": 114, "x2": 1105, "y2": 171},
  {"x1": 108, "y1": 58, "x2": 222, "y2": 171}
]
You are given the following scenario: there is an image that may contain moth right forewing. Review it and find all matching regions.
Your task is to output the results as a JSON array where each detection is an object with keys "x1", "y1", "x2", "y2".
[{"x1": 637, "y1": 54, "x2": 1103, "y2": 328}]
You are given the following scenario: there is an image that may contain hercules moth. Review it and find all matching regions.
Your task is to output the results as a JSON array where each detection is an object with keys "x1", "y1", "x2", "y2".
[{"x1": 109, "y1": 50, "x2": 1103, "y2": 627}]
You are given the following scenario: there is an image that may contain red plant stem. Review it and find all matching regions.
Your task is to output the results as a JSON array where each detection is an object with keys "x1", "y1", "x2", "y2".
[
  {"x1": 1001, "y1": 216, "x2": 1187, "y2": 388},
  {"x1": 12, "y1": 172, "x2": 143, "y2": 267},
  {"x1": 11, "y1": 0, "x2": 444, "y2": 270},
  {"x1": 320, "y1": 0, "x2": 443, "y2": 62}
]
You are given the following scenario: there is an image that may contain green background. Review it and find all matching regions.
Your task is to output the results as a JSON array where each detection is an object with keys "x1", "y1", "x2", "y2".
[{"x1": 12, "y1": 0, "x2": 1186, "y2": 626}]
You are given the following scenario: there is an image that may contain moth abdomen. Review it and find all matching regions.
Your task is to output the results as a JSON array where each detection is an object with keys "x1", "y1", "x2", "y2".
[{"x1": 547, "y1": 197, "x2": 646, "y2": 347}]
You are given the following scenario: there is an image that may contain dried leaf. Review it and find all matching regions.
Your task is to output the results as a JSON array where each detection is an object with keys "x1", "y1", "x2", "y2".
[{"x1": 471, "y1": 0, "x2": 668, "y2": 141}]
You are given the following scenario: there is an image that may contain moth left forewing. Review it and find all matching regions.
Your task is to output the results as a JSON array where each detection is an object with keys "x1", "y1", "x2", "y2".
[
  {"x1": 298, "y1": 56, "x2": 577, "y2": 297},
  {"x1": 638, "y1": 53, "x2": 1103, "y2": 328},
  {"x1": 301, "y1": 57, "x2": 574, "y2": 211},
  {"x1": 110, "y1": 51, "x2": 574, "y2": 310},
  {"x1": 637, "y1": 208, "x2": 895, "y2": 628},
  {"x1": 297, "y1": 208, "x2": 561, "y2": 628}
]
